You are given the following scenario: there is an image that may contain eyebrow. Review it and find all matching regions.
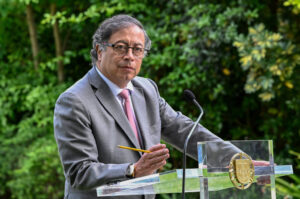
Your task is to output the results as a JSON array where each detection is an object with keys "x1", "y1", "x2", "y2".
[{"x1": 114, "y1": 40, "x2": 144, "y2": 47}]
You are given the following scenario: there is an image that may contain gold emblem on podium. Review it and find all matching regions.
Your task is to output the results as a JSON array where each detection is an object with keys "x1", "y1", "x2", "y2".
[{"x1": 229, "y1": 152, "x2": 255, "y2": 190}]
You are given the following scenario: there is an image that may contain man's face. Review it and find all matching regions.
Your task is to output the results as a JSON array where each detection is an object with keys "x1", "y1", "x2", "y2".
[{"x1": 96, "y1": 25, "x2": 145, "y2": 88}]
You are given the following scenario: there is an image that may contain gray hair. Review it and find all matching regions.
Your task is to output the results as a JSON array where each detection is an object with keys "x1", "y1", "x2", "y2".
[{"x1": 90, "y1": 14, "x2": 151, "y2": 65}]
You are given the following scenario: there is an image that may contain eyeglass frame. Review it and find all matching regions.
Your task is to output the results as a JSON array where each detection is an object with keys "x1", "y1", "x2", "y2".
[{"x1": 102, "y1": 42, "x2": 150, "y2": 58}]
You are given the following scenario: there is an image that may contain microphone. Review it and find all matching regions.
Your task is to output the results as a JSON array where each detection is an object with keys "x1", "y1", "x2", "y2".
[{"x1": 182, "y1": 89, "x2": 204, "y2": 199}]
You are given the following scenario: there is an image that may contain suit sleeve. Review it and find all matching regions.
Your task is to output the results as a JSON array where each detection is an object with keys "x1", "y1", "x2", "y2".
[
  {"x1": 54, "y1": 91, "x2": 130, "y2": 190},
  {"x1": 147, "y1": 79, "x2": 241, "y2": 164}
]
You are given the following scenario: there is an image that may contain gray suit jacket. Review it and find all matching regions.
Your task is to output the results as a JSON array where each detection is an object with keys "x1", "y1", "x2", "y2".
[{"x1": 54, "y1": 67, "x2": 231, "y2": 199}]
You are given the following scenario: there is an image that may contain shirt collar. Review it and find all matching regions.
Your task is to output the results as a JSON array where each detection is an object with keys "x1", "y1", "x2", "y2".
[{"x1": 95, "y1": 66, "x2": 134, "y2": 97}]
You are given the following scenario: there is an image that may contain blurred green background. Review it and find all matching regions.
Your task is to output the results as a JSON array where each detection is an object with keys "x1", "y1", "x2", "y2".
[{"x1": 0, "y1": 0, "x2": 299, "y2": 198}]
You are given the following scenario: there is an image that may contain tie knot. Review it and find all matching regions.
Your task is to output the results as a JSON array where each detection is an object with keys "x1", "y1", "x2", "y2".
[{"x1": 119, "y1": 89, "x2": 130, "y2": 100}]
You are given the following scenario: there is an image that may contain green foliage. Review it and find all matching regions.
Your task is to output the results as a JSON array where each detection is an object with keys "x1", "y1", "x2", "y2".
[
  {"x1": 41, "y1": 4, "x2": 101, "y2": 25},
  {"x1": 276, "y1": 150, "x2": 300, "y2": 198},
  {"x1": 234, "y1": 24, "x2": 299, "y2": 101},
  {"x1": 18, "y1": 0, "x2": 39, "y2": 5},
  {"x1": 0, "y1": 0, "x2": 299, "y2": 198},
  {"x1": 0, "y1": 66, "x2": 68, "y2": 198},
  {"x1": 284, "y1": 0, "x2": 300, "y2": 14},
  {"x1": 143, "y1": 2, "x2": 259, "y2": 135},
  {"x1": 7, "y1": 137, "x2": 64, "y2": 199}
]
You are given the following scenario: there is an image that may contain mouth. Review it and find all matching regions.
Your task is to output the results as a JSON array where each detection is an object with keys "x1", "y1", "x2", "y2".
[{"x1": 120, "y1": 66, "x2": 135, "y2": 71}]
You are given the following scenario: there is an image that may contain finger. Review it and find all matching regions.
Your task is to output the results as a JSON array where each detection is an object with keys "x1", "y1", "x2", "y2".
[
  {"x1": 147, "y1": 148, "x2": 169, "y2": 159},
  {"x1": 253, "y1": 160, "x2": 270, "y2": 166},
  {"x1": 134, "y1": 159, "x2": 165, "y2": 176},
  {"x1": 148, "y1": 144, "x2": 166, "y2": 152},
  {"x1": 148, "y1": 159, "x2": 167, "y2": 170},
  {"x1": 137, "y1": 150, "x2": 168, "y2": 168},
  {"x1": 134, "y1": 154, "x2": 168, "y2": 177},
  {"x1": 147, "y1": 153, "x2": 169, "y2": 165}
]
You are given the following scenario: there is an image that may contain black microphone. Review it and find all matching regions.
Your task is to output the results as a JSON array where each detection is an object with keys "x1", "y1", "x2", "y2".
[{"x1": 182, "y1": 89, "x2": 204, "y2": 199}]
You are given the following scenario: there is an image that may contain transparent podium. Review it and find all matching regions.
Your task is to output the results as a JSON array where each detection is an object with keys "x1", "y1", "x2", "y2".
[{"x1": 96, "y1": 140, "x2": 293, "y2": 198}]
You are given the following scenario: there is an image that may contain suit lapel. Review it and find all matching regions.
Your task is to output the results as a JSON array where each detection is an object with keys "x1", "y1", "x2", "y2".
[
  {"x1": 88, "y1": 67, "x2": 141, "y2": 150},
  {"x1": 131, "y1": 82, "x2": 152, "y2": 151}
]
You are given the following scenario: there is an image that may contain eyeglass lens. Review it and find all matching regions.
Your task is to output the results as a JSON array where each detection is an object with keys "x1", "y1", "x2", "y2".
[{"x1": 113, "y1": 43, "x2": 144, "y2": 57}]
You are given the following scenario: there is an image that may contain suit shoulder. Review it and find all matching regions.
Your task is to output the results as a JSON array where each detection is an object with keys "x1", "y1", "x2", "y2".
[
  {"x1": 56, "y1": 74, "x2": 91, "y2": 104},
  {"x1": 133, "y1": 76, "x2": 161, "y2": 100},
  {"x1": 133, "y1": 76, "x2": 158, "y2": 90}
]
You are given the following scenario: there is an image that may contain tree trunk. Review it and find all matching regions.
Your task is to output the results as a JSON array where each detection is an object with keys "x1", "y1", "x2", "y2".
[
  {"x1": 50, "y1": 3, "x2": 64, "y2": 83},
  {"x1": 26, "y1": 4, "x2": 39, "y2": 70}
]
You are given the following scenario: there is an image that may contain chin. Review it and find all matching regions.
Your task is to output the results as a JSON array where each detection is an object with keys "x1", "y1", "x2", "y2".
[{"x1": 124, "y1": 73, "x2": 136, "y2": 80}]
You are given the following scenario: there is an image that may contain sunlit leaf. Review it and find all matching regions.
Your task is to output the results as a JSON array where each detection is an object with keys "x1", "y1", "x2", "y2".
[
  {"x1": 285, "y1": 81, "x2": 294, "y2": 89},
  {"x1": 258, "y1": 92, "x2": 274, "y2": 101}
]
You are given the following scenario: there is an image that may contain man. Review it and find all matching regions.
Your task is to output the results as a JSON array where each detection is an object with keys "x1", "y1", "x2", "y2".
[{"x1": 54, "y1": 15, "x2": 234, "y2": 199}]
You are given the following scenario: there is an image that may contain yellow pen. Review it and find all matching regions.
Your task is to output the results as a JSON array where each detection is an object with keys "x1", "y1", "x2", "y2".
[{"x1": 118, "y1": 145, "x2": 151, "y2": 153}]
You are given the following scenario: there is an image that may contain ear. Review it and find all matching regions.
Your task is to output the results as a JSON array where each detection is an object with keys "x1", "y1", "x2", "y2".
[{"x1": 96, "y1": 44, "x2": 102, "y2": 61}]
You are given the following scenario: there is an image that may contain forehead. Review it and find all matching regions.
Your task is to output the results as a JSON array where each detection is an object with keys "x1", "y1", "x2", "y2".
[{"x1": 109, "y1": 25, "x2": 145, "y2": 45}]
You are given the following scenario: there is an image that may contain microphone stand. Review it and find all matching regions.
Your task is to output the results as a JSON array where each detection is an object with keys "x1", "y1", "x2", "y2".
[{"x1": 182, "y1": 99, "x2": 203, "y2": 199}]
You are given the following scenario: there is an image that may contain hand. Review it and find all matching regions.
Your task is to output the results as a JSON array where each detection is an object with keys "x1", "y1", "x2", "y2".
[
  {"x1": 134, "y1": 144, "x2": 169, "y2": 178},
  {"x1": 252, "y1": 160, "x2": 270, "y2": 166},
  {"x1": 253, "y1": 160, "x2": 271, "y2": 185}
]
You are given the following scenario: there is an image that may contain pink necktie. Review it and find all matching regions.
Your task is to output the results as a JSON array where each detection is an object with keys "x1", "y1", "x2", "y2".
[{"x1": 119, "y1": 89, "x2": 140, "y2": 144}]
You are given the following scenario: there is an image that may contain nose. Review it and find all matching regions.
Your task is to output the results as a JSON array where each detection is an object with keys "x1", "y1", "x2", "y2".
[{"x1": 123, "y1": 47, "x2": 135, "y2": 59}]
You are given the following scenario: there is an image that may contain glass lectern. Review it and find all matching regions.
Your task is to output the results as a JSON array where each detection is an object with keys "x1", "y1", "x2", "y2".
[{"x1": 96, "y1": 140, "x2": 293, "y2": 198}]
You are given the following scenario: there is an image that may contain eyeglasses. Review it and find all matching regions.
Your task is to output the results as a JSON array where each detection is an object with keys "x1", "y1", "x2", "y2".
[{"x1": 104, "y1": 42, "x2": 149, "y2": 58}]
